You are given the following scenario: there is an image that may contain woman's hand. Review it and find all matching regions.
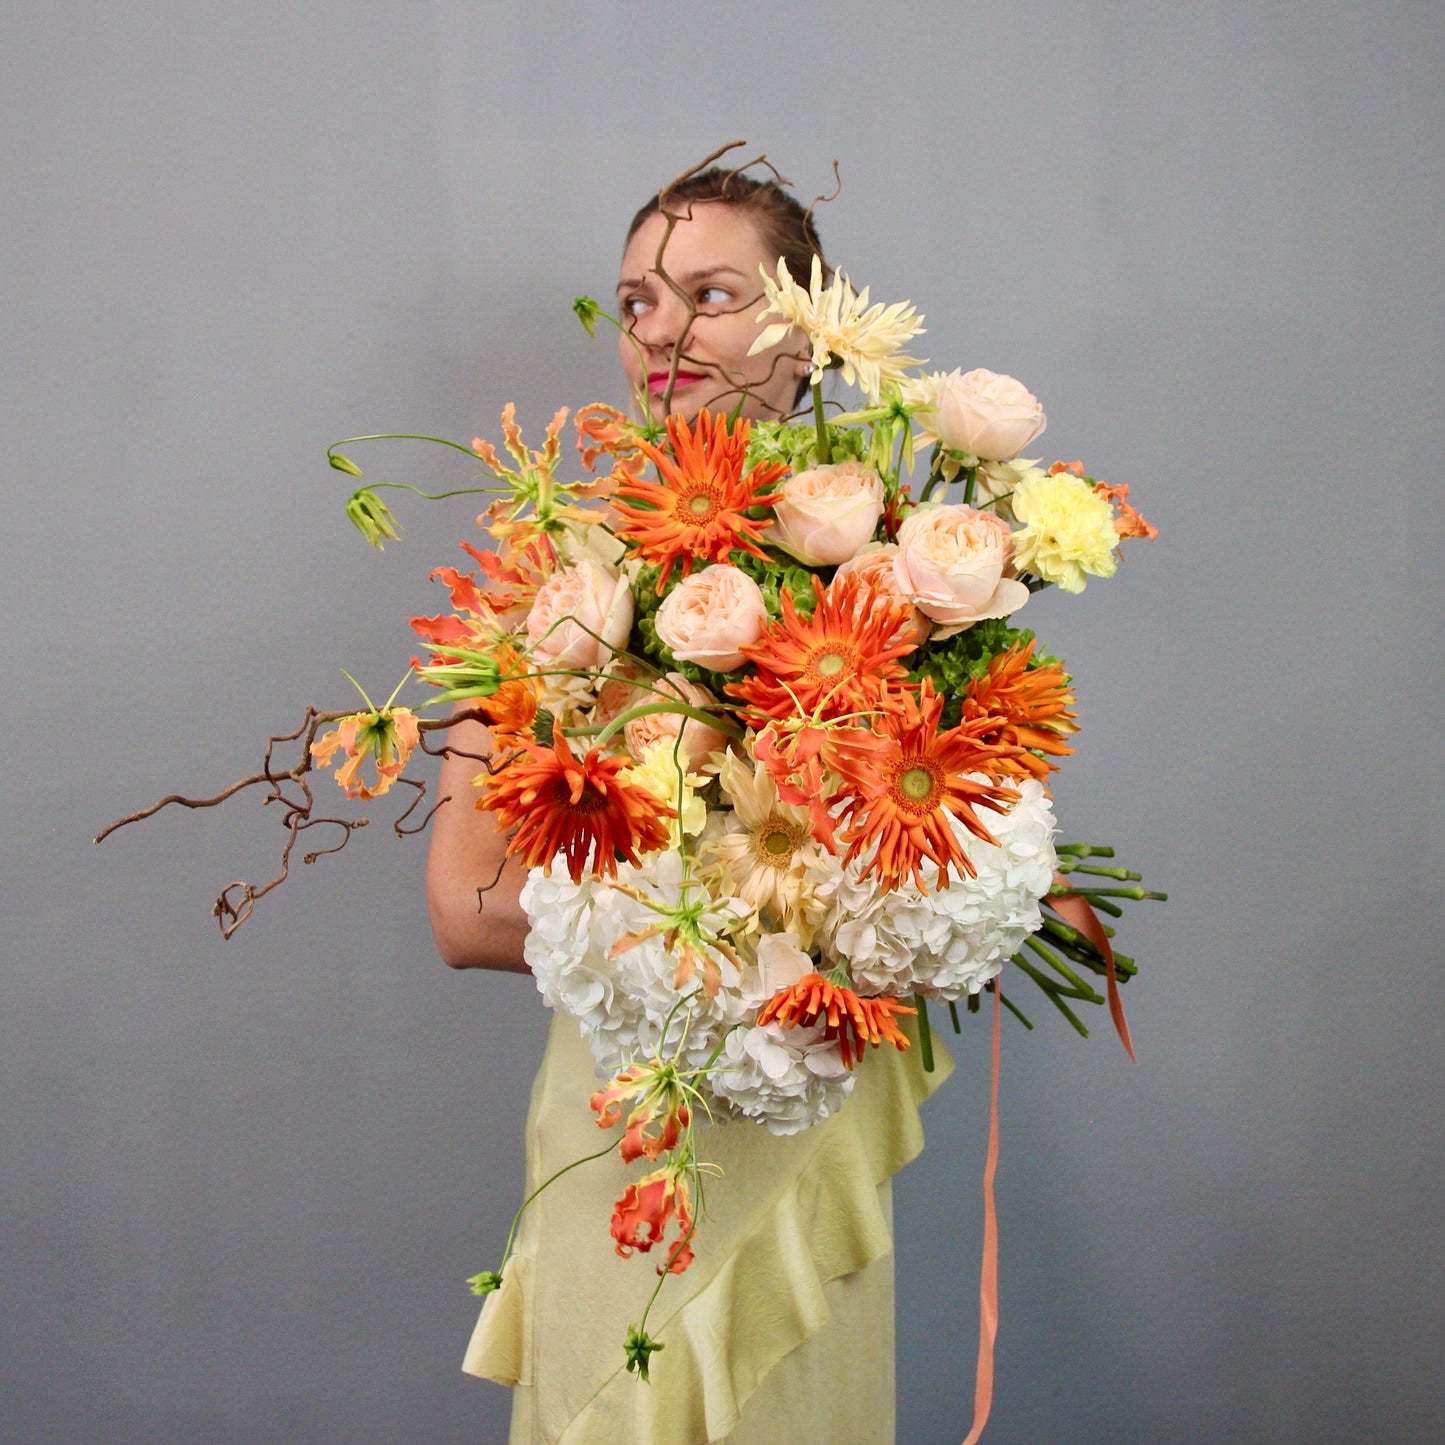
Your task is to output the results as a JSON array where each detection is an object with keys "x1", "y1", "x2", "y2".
[{"x1": 425, "y1": 709, "x2": 531, "y2": 972}]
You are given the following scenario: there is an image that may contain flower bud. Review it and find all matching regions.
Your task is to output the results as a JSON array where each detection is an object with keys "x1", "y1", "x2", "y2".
[
  {"x1": 572, "y1": 296, "x2": 603, "y2": 337},
  {"x1": 345, "y1": 488, "x2": 402, "y2": 549}
]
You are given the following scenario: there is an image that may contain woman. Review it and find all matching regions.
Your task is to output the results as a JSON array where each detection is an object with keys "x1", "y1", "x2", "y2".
[{"x1": 428, "y1": 169, "x2": 947, "y2": 1445}]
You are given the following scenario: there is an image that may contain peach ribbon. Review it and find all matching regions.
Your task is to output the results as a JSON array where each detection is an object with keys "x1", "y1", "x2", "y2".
[
  {"x1": 1047, "y1": 879, "x2": 1137, "y2": 1062},
  {"x1": 960, "y1": 980, "x2": 1002, "y2": 1445}
]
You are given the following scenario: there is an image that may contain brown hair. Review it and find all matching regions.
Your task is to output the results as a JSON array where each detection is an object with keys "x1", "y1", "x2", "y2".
[
  {"x1": 627, "y1": 168, "x2": 830, "y2": 406},
  {"x1": 627, "y1": 167, "x2": 830, "y2": 289}
]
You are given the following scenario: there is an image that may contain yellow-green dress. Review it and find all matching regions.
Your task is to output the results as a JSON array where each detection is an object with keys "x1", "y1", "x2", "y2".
[{"x1": 464, "y1": 1013, "x2": 950, "y2": 1444}]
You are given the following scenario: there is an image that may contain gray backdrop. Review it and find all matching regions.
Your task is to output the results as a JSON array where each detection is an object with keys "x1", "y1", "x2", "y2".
[{"x1": 5, "y1": 2, "x2": 1442, "y2": 1442}]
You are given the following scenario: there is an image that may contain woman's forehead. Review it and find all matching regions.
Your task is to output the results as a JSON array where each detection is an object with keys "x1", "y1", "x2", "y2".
[{"x1": 620, "y1": 205, "x2": 767, "y2": 282}]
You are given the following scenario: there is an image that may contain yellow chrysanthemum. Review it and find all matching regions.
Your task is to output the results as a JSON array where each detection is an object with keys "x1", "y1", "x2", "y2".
[
  {"x1": 1009, "y1": 470, "x2": 1119, "y2": 593},
  {"x1": 621, "y1": 741, "x2": 707, "y2": 847},
  {"x1": 749, "y1": 256, "x2": 925, "y2": 403}
]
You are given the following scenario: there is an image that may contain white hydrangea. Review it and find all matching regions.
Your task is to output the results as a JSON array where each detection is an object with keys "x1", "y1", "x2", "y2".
[
  {"x1": 818, "y1": 776, "x2": 1057, "y2": 1000},
  {"x1": 522, "y1": 855, "x2": 751, "y2": 1078},
  {"x1": 708, "y1": 1021, "x2": 856, "y2": 1136}
]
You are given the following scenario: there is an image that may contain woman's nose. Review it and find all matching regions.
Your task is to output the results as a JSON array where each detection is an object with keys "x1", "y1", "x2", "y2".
[{"x1": 633, "y1": 293, "x2": 691, "y2": 354}]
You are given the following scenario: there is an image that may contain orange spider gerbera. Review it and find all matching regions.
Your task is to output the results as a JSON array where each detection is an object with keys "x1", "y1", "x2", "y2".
[
  {"x1": 613, "y1": 409, "x2": 786, "y2": 590},
  {"x1": 838, "y1": 681, "x2": 1022, "y2": 892},
  {"x1": 756, "y1": 972, "x2": 916, "y2": 1070},
  {"x1": 961, "y1": 639, "x2": 1078, "y2": 784},
  {"x1": 478, "y1": 733, "x2": 673, "y2": 883},
  {"x1": 729, "y1": 572, "x2": 918, "y2": 727}
]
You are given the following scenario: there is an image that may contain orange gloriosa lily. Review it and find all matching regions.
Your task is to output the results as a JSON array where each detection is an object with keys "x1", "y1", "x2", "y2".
[
  {"x1": 613, "y1": 409, "x2": 786, "y2": 590},
  {"x1": 310, "y1": 707, "x2": 420, "y2": 801},
  {"x1": 610, "y1": 1165, "x2": 697, "y2": 1274},
  {"x1": 589, "y1": 1061, "x2": 692, "y2": 1164}
]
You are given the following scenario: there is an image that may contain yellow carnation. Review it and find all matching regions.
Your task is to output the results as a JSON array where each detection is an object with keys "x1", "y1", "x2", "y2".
[{"x1": 1009, "y1": 471, "x2": 1119, "y2": 593}]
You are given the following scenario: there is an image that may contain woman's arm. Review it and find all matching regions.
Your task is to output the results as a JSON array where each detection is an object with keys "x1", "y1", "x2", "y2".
[{"x1": 425, "y1": 710, "x2": 531, "y2": 972}]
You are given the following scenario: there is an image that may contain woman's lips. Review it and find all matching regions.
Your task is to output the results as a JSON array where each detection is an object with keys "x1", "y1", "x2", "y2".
[{"x1": 647, "y1": 370, "x2": 706, "y2": 395}]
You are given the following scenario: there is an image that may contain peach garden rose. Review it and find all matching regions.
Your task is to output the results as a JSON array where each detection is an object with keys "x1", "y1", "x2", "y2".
[
  {"x1": 766, "y1": 461, "x2": 885, "y2": 567},
  {"x1": 525, "y1": 559, "x2": 634, "y2": 670},
  {"x1": 892, "y1": 504, "x2": 1030, "y2": 638},
  {"x1": 909, "y1": 368, "x2": 1047, "y2": 462},
  {"x1": 654, "y1": 564, "x2": 768, "y2": 672},
  {"x1": 834, "y1": 541, "x2": 932, "y2": 644}
]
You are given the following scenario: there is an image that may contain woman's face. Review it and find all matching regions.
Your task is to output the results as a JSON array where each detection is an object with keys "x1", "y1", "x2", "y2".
[{"x1": 616, "y1": 204, "x2": 808, "y2": 424}]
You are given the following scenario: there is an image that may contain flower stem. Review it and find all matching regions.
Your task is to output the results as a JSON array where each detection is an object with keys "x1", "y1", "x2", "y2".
[
  {"x1": 913, "y1": 994, "x2": 934, "y2": 1072},
  {"x1": 591, "y1": 700, "x2": 744, "y2": 751},
  {"x1": 811, "y1": 381, "x2": 832, "y2": 465}
]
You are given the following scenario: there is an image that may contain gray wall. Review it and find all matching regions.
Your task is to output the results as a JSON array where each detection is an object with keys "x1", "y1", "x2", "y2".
[{"x1": 5, "y1": 3, "x2": 1442, "y2": 1441}]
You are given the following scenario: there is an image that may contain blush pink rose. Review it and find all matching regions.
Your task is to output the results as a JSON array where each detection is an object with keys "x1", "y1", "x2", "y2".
[
  {"x1": 525, "y1": 559, "x2": 633, "y2": 669},
  {"x1": 932, "y1": 368, "x2": 1047, "y2": 461},
  {"x1": 893, "y1": 504, "x2": 1030, "y2": 639},
  {"x1": 654, "y1": 564, "x2": 768, "y2": 672},
  {"x1": 834, "y1": 541, "x2": 932, "y2": 644},
  {"x1": 767, "y1": 461, "x2": 885, "y2": 566},
  {"x1": 624, "y1": 673, "x2": 729, "y2": 772}
]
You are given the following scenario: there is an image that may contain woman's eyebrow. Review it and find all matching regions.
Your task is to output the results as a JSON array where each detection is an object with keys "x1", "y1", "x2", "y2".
[{"x1": 615, "y1": 264, "x2": 749, "y2": 294}]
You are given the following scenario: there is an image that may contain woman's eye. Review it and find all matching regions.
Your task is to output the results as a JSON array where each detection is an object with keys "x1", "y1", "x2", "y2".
[
  {"x1": 696, "y1": 285, "x2": 732, "y2": 310},
  {"x1": 622, "y1": 295, "x2": 651, "y2": 318}
]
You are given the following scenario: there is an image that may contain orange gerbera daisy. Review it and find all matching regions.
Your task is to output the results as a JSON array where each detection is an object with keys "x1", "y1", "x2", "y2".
[
  {"x1": 613, "y1": 409, "x2": 786, "y2": 590},
  {"x1": 961, "y1": 639, "x2": 1078, "y2": 784},
  {"x1": 611, "y1": 1165, "x2": 696, "y2": 1274},
  {"x1": 838, "y1": 681, "x2": 1021, "y2": 892},
  {"x1": 756, "y1": 971, "x2": 916, "y2": 1070},
  {"x1": 729, "y1": 572, "x2": 917, "y2": 727},
  {"x1": 478, "y1": 733, "x2": 673, "y2": 882}
]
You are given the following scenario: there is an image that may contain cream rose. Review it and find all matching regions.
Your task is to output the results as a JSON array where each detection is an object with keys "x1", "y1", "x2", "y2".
[
  {"x1": 623, "y1": 673, "x2": 730, "y2": 772},
  {"x1": 834, "y1": 542, "x2": 932, "y2": 645},
  {"x1": 767, "y1": 461, "x2": 885, "y2": 567},
  {"x1": 922, "y1": 368, "x2": 1046, "y2": 462},
  {"x1": 654, "y1": 564, "x2": 768, "y2": 672},
  {"x1": 525, "y1": 559, "x2": 633, "y2": 669},
  {"x1": 893, "y1": 504, "x2": 1030, "y2": 639}
]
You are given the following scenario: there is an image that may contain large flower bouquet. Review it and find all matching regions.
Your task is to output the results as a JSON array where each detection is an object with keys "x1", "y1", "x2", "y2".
[{"x1": 99, "y1": 232, "x2": 1162, "y2": 1402}]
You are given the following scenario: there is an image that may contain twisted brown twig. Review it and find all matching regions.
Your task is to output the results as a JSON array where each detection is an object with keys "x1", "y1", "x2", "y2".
[{"x1": 95, "y1": 705, "x2": 496, "y2": 938}]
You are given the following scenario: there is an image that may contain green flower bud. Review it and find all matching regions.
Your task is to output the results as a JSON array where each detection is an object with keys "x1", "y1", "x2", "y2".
[
  {"x1": 345, "y1": 488, "x2": 402, "y2": 549},
  {"x1": 623, "y1": 1324, "x2": 664, "y2": 1383},
  {"x1": 572, "y1": 295, "x2": 603, "y2": 338},
  {"x1": 467, "y1": 1270, "x2": 504, "y2": 1297},
  {"x1": 329, "y1": 452, "x2": 365, "y2": 478}
]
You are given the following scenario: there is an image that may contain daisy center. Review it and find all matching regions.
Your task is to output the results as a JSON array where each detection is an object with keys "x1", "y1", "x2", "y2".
[
  {"x1": 811, "y1": 647, "x2": 850, "y2": 678},
  {"x1": 557, "y1": 781, "x2": 610, "y2": 814},
  {"x1": 752, "y1": 815, "x2": 804, "y2": 869},
  {"x1": 894, "y1": 758, "x2": 942, "y2": 810},
  {"x1": 686, "y1": 490, "x2": 718, "y2": 518}
]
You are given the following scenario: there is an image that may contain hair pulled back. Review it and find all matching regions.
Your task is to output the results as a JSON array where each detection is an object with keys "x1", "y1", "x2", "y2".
[{"x1": 627, "y1": 167, "x2": 830, "y2": 283}]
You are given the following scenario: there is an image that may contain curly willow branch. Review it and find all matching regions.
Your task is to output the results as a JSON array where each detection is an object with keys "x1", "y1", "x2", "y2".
[{"x1": 94, "y1": 705, "x2": 497, "y2": 939}]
